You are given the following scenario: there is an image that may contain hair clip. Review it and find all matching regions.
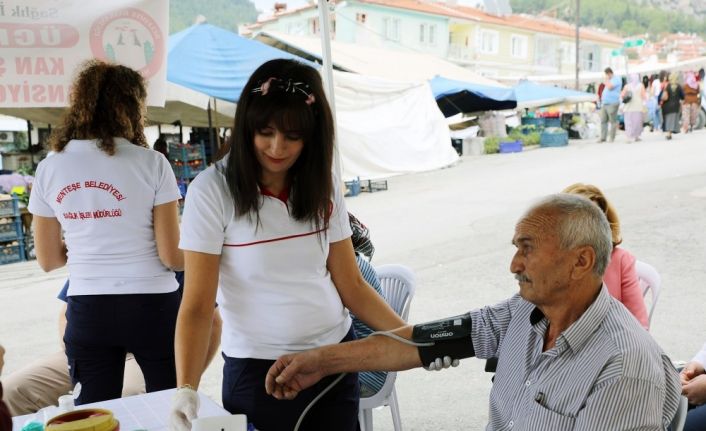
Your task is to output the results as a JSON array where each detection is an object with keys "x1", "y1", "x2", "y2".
[
  {"x1": 252, "y1": 77, "x2": 316, "y2": 106},
  {"x1": 253, "y1": 77, "x2": 276, "y2": 96}
]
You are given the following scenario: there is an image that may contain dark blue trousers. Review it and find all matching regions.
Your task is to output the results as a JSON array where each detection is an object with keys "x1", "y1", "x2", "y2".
[
  {"x1": 222, "y1": 326, "x2": 360, "y2": 431},
  {"x1": 684, "y1": 403, "x2": 706, "y2": 431},
  {"x1": 64, "y1": 291, "x2": 180, "y2": 404}
]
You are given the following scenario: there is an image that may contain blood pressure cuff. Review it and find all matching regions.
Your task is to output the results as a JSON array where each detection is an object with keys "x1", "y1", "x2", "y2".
[{"x1": 417, "y1": 337, "x2": 475, "y2": 367}]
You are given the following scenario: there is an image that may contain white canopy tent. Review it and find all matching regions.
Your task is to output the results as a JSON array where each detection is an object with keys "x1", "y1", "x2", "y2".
[
  {"x1": 495, "y1": 56, "x2": 706, "y2": 86},
  {"x1": 256, "y1": 30, "x2": 506, "y2": 86},
  {"x1": 0, "y1": 82, "x2": 236, "y2": 128},
  {"x1": 332, "y1": 71, "x2": 458, "y2": 181}
]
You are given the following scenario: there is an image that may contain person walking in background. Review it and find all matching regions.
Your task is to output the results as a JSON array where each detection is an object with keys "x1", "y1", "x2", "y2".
[
  {"x1": 621, "y1": 74, "x2": 647, "y2": 142},
  {"x1": 28, "y1": 60, "x2": 184, "y2": 405},
  {"x1": 682, "y1": 72, "x2": 701, "y2": 134},
  {"x1": 661, "y1": 72, "x2": 684, "y2": 140},
  {"x1": 648, "y1": 74, "x2": 663, "y2": 132},
  {"x1": 598, "y1": 67, "x2": 622, "y2": 143},
  {"x1": 658, "y1": 70, "x2": 669, "y2": 131},
  {"x1": 562, "y1": 183, "x2": 649, "y2": 328}
]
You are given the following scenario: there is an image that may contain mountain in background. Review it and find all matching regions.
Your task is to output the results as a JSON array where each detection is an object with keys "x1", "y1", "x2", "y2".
[
  {"x1": 510, "y1": 0, "x2": 706, "y2": 38},
  {"x1": 170, "y1": 0, "x2": 259, "y2": 34}
]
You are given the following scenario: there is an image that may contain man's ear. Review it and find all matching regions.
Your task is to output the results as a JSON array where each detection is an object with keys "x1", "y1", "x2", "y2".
[{"x1": 571, "y1": 245, "x2": 596, "y2": 280}]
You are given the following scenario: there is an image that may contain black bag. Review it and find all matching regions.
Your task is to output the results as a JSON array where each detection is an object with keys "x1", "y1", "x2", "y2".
[
  {"x1": 348, "y1": 212, "x2": 375, "y2": 260},
  {"x1": 622, "y1": 90, "x2": 633, "y2": 104}
]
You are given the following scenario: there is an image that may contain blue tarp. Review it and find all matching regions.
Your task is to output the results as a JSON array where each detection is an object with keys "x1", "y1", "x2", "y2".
[
  {"x1": 168, "y1": 23, "x2": 317, "y2": 103},
  {"x1": 513, "y1": 80, "x2": 596, "y2": 109},
  {"x1": 429, "y1": 76, "x2": 517, "y2": 117}
]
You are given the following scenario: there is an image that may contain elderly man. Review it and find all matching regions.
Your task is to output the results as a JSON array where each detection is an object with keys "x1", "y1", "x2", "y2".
[{"x1": 266, "y1": 194, "x2": 681, "y2": 430}]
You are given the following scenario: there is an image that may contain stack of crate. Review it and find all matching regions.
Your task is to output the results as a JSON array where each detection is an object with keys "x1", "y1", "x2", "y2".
[
  {"x1": 169, "y1": 143, "x2": 207, "y2": 198},
  {"x1": 0, "y1": 195, "x2": 25, "y2": 264}
]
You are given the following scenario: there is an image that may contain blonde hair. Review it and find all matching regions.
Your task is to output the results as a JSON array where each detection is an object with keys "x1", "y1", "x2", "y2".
[{"x1": 561, "y1": 183, "x2": 622, "y2": 247}]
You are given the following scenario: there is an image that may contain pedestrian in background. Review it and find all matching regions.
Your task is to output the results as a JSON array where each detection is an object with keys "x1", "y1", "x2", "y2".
[
  {"x1": 661, "y1": 72, "x2": 684, "y2": 140},
  {"x1": 621, "y1": 73, "x2": 647, "y2": 142},
  {"x1": 682, "y1": 72, "x2": 701, "y2": 134},
  {"x1": 598, "y1": 67, "x2": 622, "y2": 143}
]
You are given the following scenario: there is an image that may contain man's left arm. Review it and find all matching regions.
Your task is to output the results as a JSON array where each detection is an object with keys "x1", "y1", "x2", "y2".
[{"x1": 266, "y1": 326, "x2": 422, "y2": 400}]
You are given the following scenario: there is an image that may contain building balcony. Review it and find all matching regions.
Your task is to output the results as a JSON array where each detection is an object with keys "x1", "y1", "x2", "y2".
[{"x1": 448, "y1": 43, "x2": 472, "y2": 61}]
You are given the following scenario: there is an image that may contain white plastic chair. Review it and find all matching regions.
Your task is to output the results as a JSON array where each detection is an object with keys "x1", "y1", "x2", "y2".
[
  {"x1": 358, "y1": 264, "x2": 416, "y2": 431},
  {"x1": 670, "y1": 395, "x2": 688, "y2": 431},
  {"x1": 635, "y1": 260, "x2": 661, "y2": 329}
]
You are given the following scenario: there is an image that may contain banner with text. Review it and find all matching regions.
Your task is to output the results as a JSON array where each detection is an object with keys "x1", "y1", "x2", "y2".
[{"x1": 0, "y1": 0, "x2": 168, "y2": 107}]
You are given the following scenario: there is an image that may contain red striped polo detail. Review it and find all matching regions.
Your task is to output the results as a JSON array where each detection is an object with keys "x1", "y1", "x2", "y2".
[{"x1": 223, "y1": 228, "x2": 325, "y2": 247}]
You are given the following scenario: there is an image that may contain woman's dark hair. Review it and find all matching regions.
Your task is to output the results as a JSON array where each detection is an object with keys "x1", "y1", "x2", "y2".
[
  {"x1": 153, "y1": 136, "x2": 168, "y2": 158},
  {"x1": 224, "y1": 59, "x2": 335, "y2": 231},
  {"x1": 50, "y1": 59, "x2": 148, "y2": 154}
]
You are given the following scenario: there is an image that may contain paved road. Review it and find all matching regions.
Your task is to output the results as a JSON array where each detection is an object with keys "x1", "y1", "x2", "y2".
[{"x1": 2, "y1": 128, "x2": 705, "y2": 429}]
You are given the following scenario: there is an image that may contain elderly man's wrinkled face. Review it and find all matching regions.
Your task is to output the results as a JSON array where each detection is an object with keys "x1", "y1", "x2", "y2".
[{"x1": 510, "y1": 209, "x2": 574, "y2": 306}]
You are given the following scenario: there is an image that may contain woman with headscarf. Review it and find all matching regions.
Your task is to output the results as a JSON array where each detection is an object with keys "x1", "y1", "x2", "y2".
[
  {"x1": 682, "y1": 71, "x2": 701, "y2": 133},
  {"x1": 660, "y1": 72, "x2": 684, "y2": 140},
  {"x1": 621, "y1": 73, "x2": 647, "y2": 142}
]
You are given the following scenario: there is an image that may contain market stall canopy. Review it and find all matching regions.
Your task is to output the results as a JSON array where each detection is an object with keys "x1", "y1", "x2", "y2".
[
  {"x1": 168, "y1": 23, "x2": 317, "y2": 102},
  {"x1": 255, "y1": 31, "x2": 506, "y2": 86},
  {"x1": 0, "y1": 83, "x2": 236, "y2": 127},
  {"x1": 429, "y1": 76, "x2": 517, "y2": 117},
  {"x1": 496, "y1": 56, "x2": 706, "y2": 86},
  {"x1": 513, "y1": 80, "x2": 596, "y2": 109},
  {"x1": 333, "y1": 71, "x2": 457, "y2": 180}
]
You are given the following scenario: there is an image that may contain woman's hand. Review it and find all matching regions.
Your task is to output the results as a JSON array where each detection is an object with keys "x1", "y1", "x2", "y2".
[
  {"x1": 683, "y1": 374, "x2": 706, "y2": 406},
  {"x1": 680, "y1": 361, "x2": 705, "y2": 385}
]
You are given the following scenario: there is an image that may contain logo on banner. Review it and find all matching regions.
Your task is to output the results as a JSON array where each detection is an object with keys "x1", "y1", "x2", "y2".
[{"x1": 89, "y1": 7, "x2": 164, "y2": 78}]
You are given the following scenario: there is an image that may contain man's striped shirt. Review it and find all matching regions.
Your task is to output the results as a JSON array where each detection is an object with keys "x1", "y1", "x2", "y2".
[{"x1": 470, "y1": 286, "x2": 680, "y2": 430}]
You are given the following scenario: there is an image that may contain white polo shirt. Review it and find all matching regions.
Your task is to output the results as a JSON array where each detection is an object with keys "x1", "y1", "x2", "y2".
[
  {"x1": 29, "y1": 138, "x2": 181, "y2": 296},
  {"x1": 180, "y1": 159, "x2": 353, "y2": 359}
]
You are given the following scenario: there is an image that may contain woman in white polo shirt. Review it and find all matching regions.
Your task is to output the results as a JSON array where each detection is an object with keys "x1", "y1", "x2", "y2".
[
  {"x1": 171, "y1": 59, "x2": 405, "y2": 431},
  {"x1": 28, "y1": 60, "x2": 183, "y2": 405}
]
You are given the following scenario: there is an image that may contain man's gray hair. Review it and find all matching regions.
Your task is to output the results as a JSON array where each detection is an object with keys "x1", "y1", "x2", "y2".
[{"x1": 527, "y1": 194, "x2": 613, "y2": 276}]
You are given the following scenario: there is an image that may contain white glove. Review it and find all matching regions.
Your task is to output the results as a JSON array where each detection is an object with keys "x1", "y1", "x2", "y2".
[
  {"x1": 424, "y1": 356, "x2": 460, "y2": 371},
  {"x1": 170, "y1": 387, "x2": 200, "y2": 431}
]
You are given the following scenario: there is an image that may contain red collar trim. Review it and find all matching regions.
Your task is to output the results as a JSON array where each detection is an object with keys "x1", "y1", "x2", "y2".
[{"x1": 260, "y1": 186, "x2": 289, "y2": 203}]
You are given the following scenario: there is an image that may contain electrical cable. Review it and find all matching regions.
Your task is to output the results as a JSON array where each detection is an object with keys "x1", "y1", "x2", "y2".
[
  {"x1": 293, "y1": 330, "x2": 430, "y2": 431},
  {"x1": 369, "y1": 330, "x2": 434, "y2": 347},
  {"x1": 293, "y1": 372, "x2": 347, "y2": 431}
]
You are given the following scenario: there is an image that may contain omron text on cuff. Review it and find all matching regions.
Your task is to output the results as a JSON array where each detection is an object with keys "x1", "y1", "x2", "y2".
[{"x1": 413, "y1": 313, "x2": 476, "y2": 367}]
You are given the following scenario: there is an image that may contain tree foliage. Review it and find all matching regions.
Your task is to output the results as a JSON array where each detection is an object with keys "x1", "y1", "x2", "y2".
[
  {"x1": 170, "y1": 0, "x2": 258, "y2": 34},
  {"x1": 510, "y1": 0, "x2": 706, "y2": 38}
]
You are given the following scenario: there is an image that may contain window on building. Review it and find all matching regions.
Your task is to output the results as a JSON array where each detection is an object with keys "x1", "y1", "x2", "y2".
[
  {"x1": 479, "y1": 29, "x2": 499, "y2": 54},
  {"x1": 429, "y1": 24, "x2": 437, "y2": 45},
  {"x1": 535, "y1": 36, "x2": 558, "y2": 67},
  {"x1": 511, "y1": 35, "x2": 527, "y2": 58},
  {"x1": 383, "y1": 17, "x2": 400, "y2": 41},
  {"x1": 420, "y1": 24, "x2": 425, "y2": 43},
  {"x1": 309, "y1": 17, "x2": 319, "y2": 35},
  {"x1": 561, "y1": 42, "x2": 576, "y2": 63}
]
